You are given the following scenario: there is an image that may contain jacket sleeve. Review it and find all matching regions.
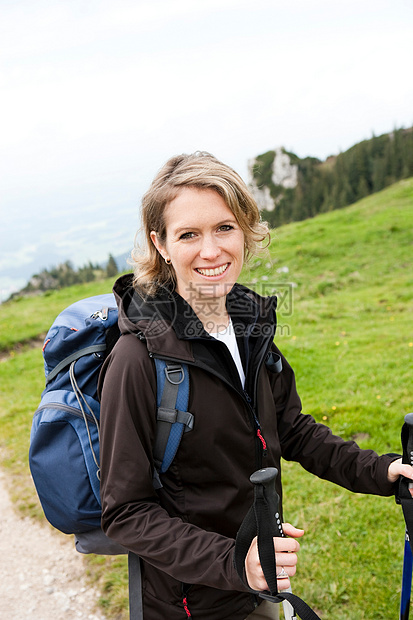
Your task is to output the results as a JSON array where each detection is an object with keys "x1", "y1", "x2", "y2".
[
  {"x1": 98, "y1": 334, "x2": 246, "y2": 592},
  {"x1": 270, "y1": 345, "x2": 398, "y2": 497}
]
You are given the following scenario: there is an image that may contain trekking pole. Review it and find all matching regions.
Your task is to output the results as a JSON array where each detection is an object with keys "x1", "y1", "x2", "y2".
[
  {"x1": 250, "y1": 468, "x2": 297, "y2": 620},
  {"x1": 400, "y1": 413, "x2": 413, "y2": 620},
  {"x1": 401, "y1": 542, "x2": 412, "y2": 620}
]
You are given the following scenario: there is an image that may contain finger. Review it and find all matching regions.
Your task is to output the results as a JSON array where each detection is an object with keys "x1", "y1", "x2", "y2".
[
  {"x1": 276, "y1": 564, "x2": 297, "y2": 578},
  {"x1": 276, "y1": 565, "x2": 296, "y2": 592},
  {"x1": 274, "y1": 537, "x2": 300, "y2": 553},
  {"x1": 278, "y1": 579, "x2": 291, "y2": 592},
  {"x1": 275, "y1": 552, "x2": 298, "y2": 568},
  {"x1": 282, "y1": 522, "x2": 305, "y2": 538}
]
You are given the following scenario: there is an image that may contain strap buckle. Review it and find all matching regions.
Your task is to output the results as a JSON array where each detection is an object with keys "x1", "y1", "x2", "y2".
[{"x1": 164, "y1": 363, "x2": 185, "y2": 385}]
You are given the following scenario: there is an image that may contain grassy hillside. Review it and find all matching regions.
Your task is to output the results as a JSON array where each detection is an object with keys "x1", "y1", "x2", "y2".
[
  {"x1": 0, "y1": 178, "x2": 412, "y2": 618},
  {"x1": 243, "y1": 177, "x2": 413, "y2": 618}
]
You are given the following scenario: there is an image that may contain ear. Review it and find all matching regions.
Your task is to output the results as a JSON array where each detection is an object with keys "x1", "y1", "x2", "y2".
[{"x1": 150, "y1": 231, "x2": 168, "y2": 261}]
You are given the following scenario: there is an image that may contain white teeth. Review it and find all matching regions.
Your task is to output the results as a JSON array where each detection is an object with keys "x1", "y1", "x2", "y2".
[{"x1": 197, "y1": 264, "x2": 229, "y2": 277}]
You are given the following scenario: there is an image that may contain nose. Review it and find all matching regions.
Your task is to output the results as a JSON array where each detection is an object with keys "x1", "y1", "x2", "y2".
[{"x1": 199, "y1": 234, "x2": 221, "y2": 260}]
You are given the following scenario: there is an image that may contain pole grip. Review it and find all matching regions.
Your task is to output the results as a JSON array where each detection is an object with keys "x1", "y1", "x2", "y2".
[
  {"x1": 250, "y1": 467, "x2": 284, "y2": 538},
  {"x1": 402, "y1": 414, "x2": 413, "y2": 467}
]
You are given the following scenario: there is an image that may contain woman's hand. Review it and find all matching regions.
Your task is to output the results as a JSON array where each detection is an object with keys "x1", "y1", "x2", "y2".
[
  {"x1": 388, "y1": 458, "x2": 413, "y2": 492},
  {"x1": 245, "y1": 523, "x2": 304, "y2": 592}
]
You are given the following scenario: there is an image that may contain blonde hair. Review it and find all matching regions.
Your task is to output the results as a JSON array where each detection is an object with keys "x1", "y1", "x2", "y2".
[{"x1": 131, "y1": 151, "x2": 270, "y2": 295}]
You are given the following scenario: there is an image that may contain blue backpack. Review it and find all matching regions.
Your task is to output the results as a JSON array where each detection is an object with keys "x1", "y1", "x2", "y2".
[{"x1": 29, "y1": 293, "x2": 193, "y2": 560}]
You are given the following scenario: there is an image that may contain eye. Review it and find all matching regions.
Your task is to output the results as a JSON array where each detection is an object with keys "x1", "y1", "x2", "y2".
[
  {"x1": 179, "y1": 231, "x2": 196, "y2": 240},
  {"x1": 218, "y1": 224, "x2": 234, "y2": 232}
]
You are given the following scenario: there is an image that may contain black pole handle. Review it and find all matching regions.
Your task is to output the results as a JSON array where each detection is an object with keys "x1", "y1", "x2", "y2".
[
  {"x1": 250, "y1": 467, "x2": 284, "y2": 538},
  {"x1": 402, "y1": 414, "x2": 413, "y2": 467},
  {"x1": 249, "y1": 467, "x2": 284, "y2": 597},
  {"x1": 237, "y1": 468, "x2": 321, "y2": 619}
]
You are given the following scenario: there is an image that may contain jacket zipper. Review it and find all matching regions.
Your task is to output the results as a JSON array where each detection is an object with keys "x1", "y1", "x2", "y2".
[{"x1": 243, "y1": 389, "x2": 268, "y2": 469}]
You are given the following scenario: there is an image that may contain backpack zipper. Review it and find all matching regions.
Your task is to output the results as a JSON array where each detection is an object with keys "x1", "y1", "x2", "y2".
[
  {"x1": 91, "y1": 306, "x2": 110, "y2": 320},
  {"x1": 35, "y1": 402, "x2": 97, "y2": 425}
]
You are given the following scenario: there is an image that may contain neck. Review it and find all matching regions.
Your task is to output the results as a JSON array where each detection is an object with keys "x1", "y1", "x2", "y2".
[{"x1": 189, "y1": 296, "x2": 230, "y2": 334}]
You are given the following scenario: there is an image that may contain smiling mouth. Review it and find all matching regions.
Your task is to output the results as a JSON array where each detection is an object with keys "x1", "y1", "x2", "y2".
[{"x1": 195, "y1": 263, "x2": 229, "y2": 277}]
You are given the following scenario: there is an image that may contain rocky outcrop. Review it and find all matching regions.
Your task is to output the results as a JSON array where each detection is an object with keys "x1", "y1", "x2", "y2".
[
  {"x1": 248, "y1": 147, "x2": 298, "y2": 211},
  {"x1": 248, "y1": 179, "x2": 274, "y2": 211},
  {"x1": 271, "y1": 147, "x2": 298, "y2": 188}
]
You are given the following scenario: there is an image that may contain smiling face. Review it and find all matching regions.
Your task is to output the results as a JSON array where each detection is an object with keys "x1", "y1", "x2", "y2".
[{"x1": 150, "y1": 187, "x2": 245, "y2": 312}]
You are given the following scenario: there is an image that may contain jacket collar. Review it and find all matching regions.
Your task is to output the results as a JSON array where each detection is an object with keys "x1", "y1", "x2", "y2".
[{"x1": 113, "y1": 275, "x2": 277, "y2": 369}]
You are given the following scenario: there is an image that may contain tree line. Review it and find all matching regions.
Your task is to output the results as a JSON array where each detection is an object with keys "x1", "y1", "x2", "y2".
[
  {"x1": 252, "y1": 127, "x2": 413, "y2": 228},
  {"x1": 17, "y1": 254, "x2": 119, "y2": 297}
]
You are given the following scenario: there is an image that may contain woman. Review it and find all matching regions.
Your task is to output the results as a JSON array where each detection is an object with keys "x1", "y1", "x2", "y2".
[{"x1": 99, "y1": 152, "x2": 412, "y2": 620}]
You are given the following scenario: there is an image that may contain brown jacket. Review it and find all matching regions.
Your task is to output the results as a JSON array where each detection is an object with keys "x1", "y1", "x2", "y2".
[{"x1": 98, "y1": 275, "x2": 397, "y2": 620}]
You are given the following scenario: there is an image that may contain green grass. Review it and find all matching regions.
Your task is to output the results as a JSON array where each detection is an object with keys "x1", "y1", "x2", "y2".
[{"x1": 0, "y1": 180, "x2": 412, "y2": 618}]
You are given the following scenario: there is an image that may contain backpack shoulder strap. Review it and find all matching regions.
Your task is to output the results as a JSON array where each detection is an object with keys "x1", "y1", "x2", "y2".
[
  {"x1": 128, "y1": 359, "x2": 194, "y2": 619},
  {"x1": 152, "y1": 359, "x2": 194, "y2": 489}
]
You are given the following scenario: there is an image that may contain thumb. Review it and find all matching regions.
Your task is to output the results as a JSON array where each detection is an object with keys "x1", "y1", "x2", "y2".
[
  {"x1": 282, "y1": 522, "x2": 305, "y2": 538},
  {"x1": 388, "y1": 458, "x2": 413, "y2": 483}
]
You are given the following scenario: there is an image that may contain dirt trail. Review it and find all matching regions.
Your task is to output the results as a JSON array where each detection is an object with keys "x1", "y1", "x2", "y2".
[{"x1": 0, "y1": 469, "x2": 105, "y2": 620}]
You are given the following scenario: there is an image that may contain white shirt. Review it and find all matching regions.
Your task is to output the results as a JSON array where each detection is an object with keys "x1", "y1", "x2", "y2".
[{"x1": 209, "y1": 318, "x2": 245, "y2": 387}]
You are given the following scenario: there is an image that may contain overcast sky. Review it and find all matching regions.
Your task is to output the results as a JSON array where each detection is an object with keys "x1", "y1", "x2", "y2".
[{"x1": 1, "y1": 0, "x2": 412, "y2": 300}]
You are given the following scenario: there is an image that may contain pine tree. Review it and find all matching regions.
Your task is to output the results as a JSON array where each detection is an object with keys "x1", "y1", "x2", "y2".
[{"x1": 106, "y1": 254, "x2": 118, "y2": 278}]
